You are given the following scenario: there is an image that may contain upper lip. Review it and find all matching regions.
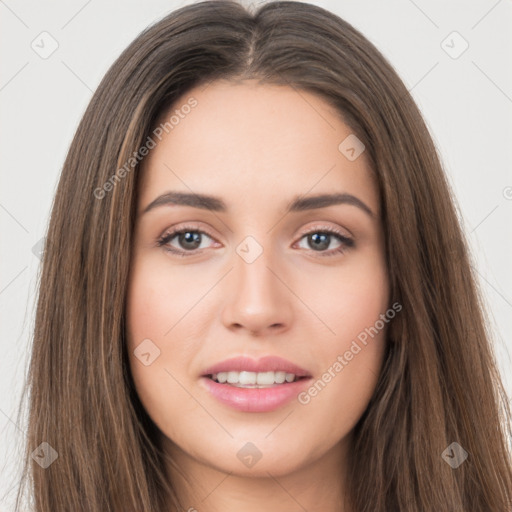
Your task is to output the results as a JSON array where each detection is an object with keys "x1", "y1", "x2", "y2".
[{"x1": 201, "y1": 356, "x2": 312, "y2": 378}]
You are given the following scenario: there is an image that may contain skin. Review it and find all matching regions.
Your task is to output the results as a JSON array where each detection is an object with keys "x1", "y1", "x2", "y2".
[{"x1": 125, "y1": 79, "x2": 390, "y2": 512}]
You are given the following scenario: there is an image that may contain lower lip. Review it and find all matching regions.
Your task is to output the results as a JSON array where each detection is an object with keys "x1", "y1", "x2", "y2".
[{"x1": 200, "y1": 376, "x2": 312, "y2": 413}]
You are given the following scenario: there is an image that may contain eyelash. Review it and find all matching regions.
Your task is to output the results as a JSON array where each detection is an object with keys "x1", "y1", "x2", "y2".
[{"x1": 156, "y1": 223, "x2": 355, "y2": 258}]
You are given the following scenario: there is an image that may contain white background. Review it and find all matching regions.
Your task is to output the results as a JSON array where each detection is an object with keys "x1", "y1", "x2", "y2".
[{"x1": 1, "y1": 0, "x2": 511, "y2": 509}]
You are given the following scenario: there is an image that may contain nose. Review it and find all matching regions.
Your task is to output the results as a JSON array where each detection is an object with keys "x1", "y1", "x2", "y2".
[{"x1": 220, "y1": 243, "x2": 293, "y2": 336}]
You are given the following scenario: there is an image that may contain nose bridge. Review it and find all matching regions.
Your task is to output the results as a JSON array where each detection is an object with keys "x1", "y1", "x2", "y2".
[
  {"x1": 220, "y1": 230, "x2": 293, "y2": 334},
  {"x1": 234, "y1": 232, "x2": 280, "y2": 303}
]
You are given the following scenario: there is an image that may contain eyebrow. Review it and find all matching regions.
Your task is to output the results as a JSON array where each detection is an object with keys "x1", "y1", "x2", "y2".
[{"x1": 141, "y1": 191, "x2": 375, "y2": 218}]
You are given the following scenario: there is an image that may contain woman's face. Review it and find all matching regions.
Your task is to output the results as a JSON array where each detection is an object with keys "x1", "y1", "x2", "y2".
[{"x1": 126, "y1": 79, "x2": 389, "y2": 479}]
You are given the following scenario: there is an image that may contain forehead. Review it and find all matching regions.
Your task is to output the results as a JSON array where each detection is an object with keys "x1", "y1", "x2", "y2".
[{"x1": 137, "y1": 80, "x2": 378, "y2": 217}]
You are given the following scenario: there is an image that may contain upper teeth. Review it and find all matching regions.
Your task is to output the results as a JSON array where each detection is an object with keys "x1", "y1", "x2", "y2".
[{"x1": 212, "y1": 371, "x2": 298, "y2": 385}]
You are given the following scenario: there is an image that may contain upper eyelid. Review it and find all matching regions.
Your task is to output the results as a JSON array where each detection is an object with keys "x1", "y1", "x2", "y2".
[{"x1": 159, "y1": 223, "x2": 351, "y2": 239}]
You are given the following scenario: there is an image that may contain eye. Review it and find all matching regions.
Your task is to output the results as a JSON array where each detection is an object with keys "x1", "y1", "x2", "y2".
[
  {"x1": 156, "y1": 224, "x2": 217, "y2": 257},
  {"x1": 295, "y1": 226, "x2": 354, "y2": 257},
  {"x1": 156, "y1": 224, "x2": 355, "y2": 258}
]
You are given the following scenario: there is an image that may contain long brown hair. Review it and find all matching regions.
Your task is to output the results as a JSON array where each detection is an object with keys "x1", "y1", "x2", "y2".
[{"x1": 14, "y1": 1, "x2": 512, "y2": 510}]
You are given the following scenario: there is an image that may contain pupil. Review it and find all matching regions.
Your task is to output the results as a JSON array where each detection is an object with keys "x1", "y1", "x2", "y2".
[
  {"x1": 180, "y1": 231, "x2": 201, "y2": 249},
  {"x1": 310, "y1": 233, "x2": 329, "y2": 250}
]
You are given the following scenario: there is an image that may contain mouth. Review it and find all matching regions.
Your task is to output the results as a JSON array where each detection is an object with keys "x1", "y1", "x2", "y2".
[
  {"x1": 199, "y1": 356, "x2": 313, "y2": 412},
  {"x1": 205, "y1": 370, "x2": 310, "y2": 388}
]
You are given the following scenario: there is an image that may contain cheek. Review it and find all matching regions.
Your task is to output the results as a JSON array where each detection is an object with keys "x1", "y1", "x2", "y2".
[
  {"x1": 330, "y1": 273, "x2": 388, "y2": 340},
  {"x1": 125, "y1": 254, "x2": 207, "y2": 350},
  {"x1": 310, "y1": 248, "x2": 389, "y2": 343},
  {"x1": 125, "y1": 250, "x2": 235, "y2": 435},
  {"x1": 124, "y1": 258, "x2": 204, "y2": 428},
  {"x1": 297, "y1": 311, "x2": 388, "y2": 444},
  {"x1": 298, "y1": 252, "x2": 389, "y2": 422}
]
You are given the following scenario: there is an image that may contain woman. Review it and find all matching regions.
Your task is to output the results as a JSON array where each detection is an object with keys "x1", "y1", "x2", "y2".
[{"x1": 15, "y1": 0, "x2": 512, "y2": 510}]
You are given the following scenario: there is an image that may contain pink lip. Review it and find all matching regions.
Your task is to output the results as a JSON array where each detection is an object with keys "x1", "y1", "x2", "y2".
[
  {"x1": 200, "y1": 356, "x2": 312, "y2": 413},
  {"x1": 200, "y1": 376, "x2": 312, "y2": 412},
  {"x1": 201, "y1": 355, "x2": 311, "y2": 378}
]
